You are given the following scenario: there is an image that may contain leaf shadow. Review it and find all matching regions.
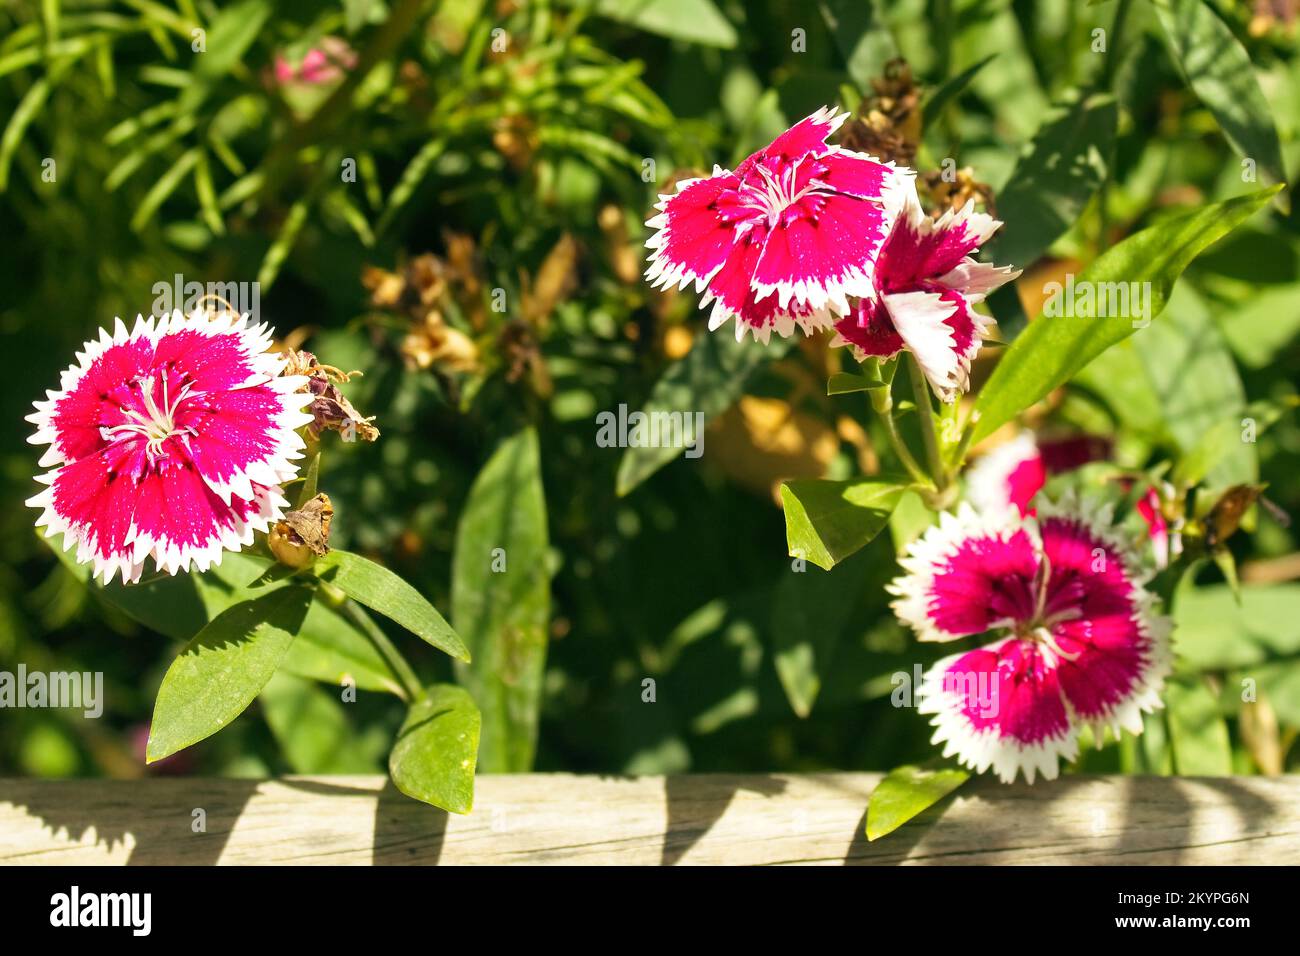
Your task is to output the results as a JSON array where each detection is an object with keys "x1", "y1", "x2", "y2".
[
  {"x1": 1, "y1": 777, "x2": 259, "y2": 865},
  {"x1": 372, "y1": 779, "x2": 448, "y2": 864},
  {"x1": 661, "y1": 774, "x2": 786, "y2": 865}
]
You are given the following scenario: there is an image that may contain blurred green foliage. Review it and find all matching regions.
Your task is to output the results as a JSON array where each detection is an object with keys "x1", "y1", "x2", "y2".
[{"x1": 2, "y1": 0, "x2": 1299, "y2": 783}]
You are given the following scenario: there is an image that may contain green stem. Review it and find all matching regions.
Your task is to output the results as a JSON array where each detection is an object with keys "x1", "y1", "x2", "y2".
[
  {"x1": 870, "y1": 382, "x2": 930, "y2": 487},
  {"x1": 949, "y1": 411, "x2": 980, "y2": 471},
  {"x1": 327, "y1": 585, "x2": 424, "y2": 703},
  {"x1": 907, "y1": 354, "x2": 948, "y2": 491},
  {"x1": 1101, "y1": 0, "x2": 1132, "y2": 90}
]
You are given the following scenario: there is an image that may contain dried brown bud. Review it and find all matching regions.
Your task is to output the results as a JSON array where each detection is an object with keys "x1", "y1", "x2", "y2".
[
  {"x1": 836, "y1": 58, "x2": 921, "y2": 167},
  {"x1": 400, "y1": 309, "x2": 480, "y2": 373},
  {"x1": 283, "y1": 349, "x2": 380, "y2": 442},
  {"x1": 362, "y1": 265, "x2": 407, "y2": 309},
  {"x1": 920, "y1": 166, "x2": 997, "y2": 217},
  {"x1": 522, "y1": 233, "x2": 580, "y2": 326},
  {"x1": 269, "y1": 493, "x2": 334, "y2": 568}
]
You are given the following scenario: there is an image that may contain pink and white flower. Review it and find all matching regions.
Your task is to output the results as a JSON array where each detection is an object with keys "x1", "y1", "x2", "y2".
[
  {"x1": 889, "y1": 496, "x2": 1172, "y2": 783},
  {"x1": 26, "y1": 310, "x2": 315, "y2": 584},
  {"x1": 644, "y1": 106, "x2": 913, "y2": 342},
  {"x1": 832, "y1": 184, "x2": 1020, "y2": 401},
  {"x1": 966, "y1": 430, "x2": 1112, "y2": 515}
]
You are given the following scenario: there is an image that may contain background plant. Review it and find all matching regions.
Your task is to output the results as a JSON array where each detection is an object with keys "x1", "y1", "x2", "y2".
[{"x1": 1, "y1": 1, "x2": 1297, "y2": 824}]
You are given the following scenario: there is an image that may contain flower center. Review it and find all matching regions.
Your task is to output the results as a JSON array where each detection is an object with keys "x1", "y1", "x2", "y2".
[
  {"x1": 991, "y1": 554, "x2": 1084, "y2": 664},
  {"x1": 101, "y1": 372, "x2": 196, "y2": 464},
  {"x1": 739, "y1": 158, "x2": 836, "y2": 228}
]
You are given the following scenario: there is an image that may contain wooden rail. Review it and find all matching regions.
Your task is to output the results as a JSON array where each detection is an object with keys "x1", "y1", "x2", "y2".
[{"x1": 2, "y1": 773, "x2": 1298, "y2": 865}]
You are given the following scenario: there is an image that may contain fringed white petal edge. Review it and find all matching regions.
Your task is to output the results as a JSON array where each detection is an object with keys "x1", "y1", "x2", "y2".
[
  {"x1": 918, "y1": 642, "x2": 1081, "y2": 784},
  {"x1": 26, "y1": 308, "x2": 312, "y2": 583},
  {"x1": 887, "y1": 503, "x2": 1022, "y2": 643},
  {"x1": 128, "y1": 483, "x2": 289, "y2": 579},
  {"x1": 643, "y1": 167, "x2": 734, "y2": 295}
]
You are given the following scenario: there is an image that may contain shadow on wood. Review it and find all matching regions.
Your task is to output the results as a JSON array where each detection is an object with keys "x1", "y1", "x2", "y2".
[{"x1": 1, "y1": 773, "x2": 1297, "y2": 864}]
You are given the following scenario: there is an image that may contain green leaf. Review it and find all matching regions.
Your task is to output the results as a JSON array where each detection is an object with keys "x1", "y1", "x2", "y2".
[
  {"x1": 780, "y1": 478, "x2": 905, "y2": 570},
  {"x1": 866, "y1": 764, "x2": 969, "y2": 841},
  {"x1": 991, "y1": 93, "x2": 1118, "y2": 270},
  {"x1": 616, "y1": 333, "x2": 791, "y2": 495},
  {"x1": 1127, "y1": 284, "x2": 1255, "y2": 486},
  {"x1": 176, "y1": 0, "x2": 272, "y2": 114},
  {"x1": 1216, "y1": 282, "x2": 1300, "y2": 368},
  {"x1": 827, "y1": 369, "x2": 884, "y2": 395},
  {"x1": 146, "y1": 586, "x2": 310, "y2": 762},
  {"x1": 315, "y1": 550, "x2": 469, "y2": 662},
  {"x1": 1172, "y1": 583, "x2": 1300, "y2": 671},
  {"x1": 582, "y1": 0, "x2": 738, "y2": 49},
  {"x1": 971, "y1": 187, "x2": 1280, "y2": 444},
  {"x1": 1154, "y1": 0, "x2": 1288, "y2": 205},
  {"x1": 921, "y1": 54, "x2": 996, "y2": 125},
  {"x1": 260, "y1": 671, "x2": 384, "y2": 773},
  {"x1": 280, "y1": 598, "x2": 404, "y2": 695},
  {"x1": 0, "y1": 78, "x2": 51, "y2": 191},
  {"x1": 1078, "y1": 283, "x2": 1256, "y2": 487},
  {"x1": 771, "y1": 551, "x2": 865, "y2": 717},
  {"x1": 818, "y1": 0, "x2": 898, "y2": 93},
  {"x1": 453, "y1": 428, "x2": 550, "y2": 772},
  {"x1": 1165, "y1": 678, "x2": 1233, "y2": 776},
  {"x1": 46, "y1": 532, "x2": 207, "y2": 639},
  {"x1": 389, "y1": 684, "x2": 481, "y2": 814},
  {"x1": 130, "y1": 146, "x2": 201, "y2": 232}
]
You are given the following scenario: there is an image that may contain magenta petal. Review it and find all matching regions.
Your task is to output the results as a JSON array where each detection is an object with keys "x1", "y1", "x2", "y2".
[
  {"x1": 178, "y1": 384, "x2": 295, "y2": 497},
  {"x1": 28, "y1": 310, "x2": 310, "y2": 581},
  {"x1": 880, "y1": 199, "x2": 1002, "y2": 290},
  {"x1": 47, "y1": 333, "x2": 156, "y2": 465},
  {"x1": 921, "y1": 638, "x2": 1078, "y2": 783},
  {"x1": 44, "y1": 444, "x2": 145, "y2": 583},
  {"x1": 751, "y1": 188, "x2": 890, "y2": 313},
  {"x1": 832, "y1": 295, "x2": 904, "y2": 358},
  {"x1": 645, "y1": 172, "x2": 745, "y2": 292},
  {"x1": 130, "y1": 462, "x2": 278, "y2": 574},
  {"x1": 815, "y1": 149, "x2": 895, "y2": 199},
  {"x1": 735, "y1": 105, "x2": 846, "y2": 181}
]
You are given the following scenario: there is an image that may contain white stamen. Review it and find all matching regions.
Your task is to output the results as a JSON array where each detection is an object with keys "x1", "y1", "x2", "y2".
[{"x1": 101, "y1": 372, "x2": 196, "y2": 463}]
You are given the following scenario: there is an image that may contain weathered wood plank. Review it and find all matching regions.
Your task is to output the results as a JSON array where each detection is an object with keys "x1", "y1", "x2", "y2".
[{"x1": 1, "y1": 774, "x2": 1297, "y2": 865}]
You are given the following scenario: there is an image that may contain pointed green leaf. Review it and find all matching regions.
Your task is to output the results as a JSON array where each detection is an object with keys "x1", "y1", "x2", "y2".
[
  {"x1": 1154, "y1": 0, "x2": 1288, "y2": 204},
  {"x1": 991, "y1": 93, "x2": 1118, "y2": 270},
  {"x1": 827, "y1": 370, "x2": 884, "y2": 395},
  {"x1": 972, "y1": 187, "x2": 1280, "y2": 444},
  {"x1": 453, "y1": 428, "x2": 550, "y2": 772},
  {"x1": 280, "y1": 599, "x2": 403, "y2": 695},
  {"x1": 147, "y1": 586, "x2": 310, "y2": 761},
  {"x1": 866, "y1": 764, "x2": 969, "y2": 841},
  {"x1": 315, "y1": 550, "x2": 469, "y2": 662},
  {"x1": 780, "y1": 478, "x2": 905, "y2": 570},
  {"x1": 921, "y1": 54, "x2": 996, "y2": 125},
  {"x1": 389, "y1": 684, "x2": 481, "y2": 814}
]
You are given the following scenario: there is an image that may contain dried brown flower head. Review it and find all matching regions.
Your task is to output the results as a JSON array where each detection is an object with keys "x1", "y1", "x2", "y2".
[{"x1": 268, "y1": 493, "x2": 334, "y2": 568}]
